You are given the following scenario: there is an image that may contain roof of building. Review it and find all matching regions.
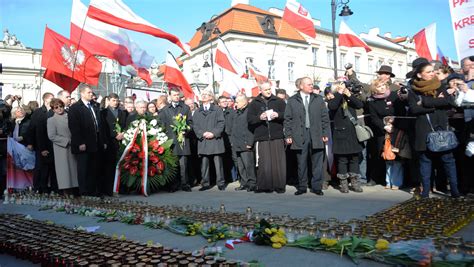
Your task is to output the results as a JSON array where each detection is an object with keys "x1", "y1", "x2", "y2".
[{"x1": 188, "y1": 4, "x2": 307, "y2": 51}]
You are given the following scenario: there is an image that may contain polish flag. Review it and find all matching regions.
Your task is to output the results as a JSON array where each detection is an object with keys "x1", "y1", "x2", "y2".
[
  {"x1": 43, "y1": 69, "x2": 81, "y2": 92},
  {"x1": 247, "y1": 62, "x2": 268, "y2": 84},
  {"x1": 338, "y1": 20, "x2": 371, "y2": 53},
  {"x1": 87, "y1": 0, "x2": 191, "y2": 55},
  {"x1": 41, "y1": 27, "x2": 102, "y2": 86},
  {"x1": 413, "y1": 23, "x2": 437, "y2": 61},
  {"x1": 214, "y1": 38, "x2": 245, "y2": 76},
  {"x1": 164, "y1": 52, "x2": 194, "y2": 99},
  {"x1": 71, "y1": 0, "x2": 153, "y2": 85},
  {"x1": 282, "y1": 0, "x2": 316, "y2": 38},
  {"x1": 436, "y1": 46, "x2": 448, "y2": 66}
]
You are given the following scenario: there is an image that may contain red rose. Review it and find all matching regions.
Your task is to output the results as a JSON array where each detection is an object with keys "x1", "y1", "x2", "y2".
[
  {"x1": 157, "y1": 146, "x2": 165, "y2": 155},
  {"x1": 124, "y1": 154, "x2": 132, "y2": 161},
  {"x1": 130, "y1": 166, "x2": 138, "y2": 175},
  {"x1": 123, "y1": 162, "x2": 131, "y2": 170},
  {"x1": 150, "y1": 155, "x2": 159, "y2": 164},
  {"x1": 131, "y1": 143, "x2": 141, "y2": 153},
  {"x1": 157, "y1": 161, "x2": 165, "y2": 171},
  {"x1": 150, "y1": 140, "x2": 160, "y2": 152},
  {"x1": 148, "y1": 166, "x2": 157, "y2": 176},
  {"x1": 132, "y1": 160, "x2": 139, "y2": 165},
  {"x1": 138, "y1": 151, "x2": 145, "y2": 159}
]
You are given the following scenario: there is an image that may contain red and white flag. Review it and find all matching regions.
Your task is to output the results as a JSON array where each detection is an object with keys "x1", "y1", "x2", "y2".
[
  {"x1": 164, "y1": 52, "x2": 194, "y2": 99},
  {"x1": 214, "y1": 38, "x2": 245, "y2": 76},
  {"x1": 71, "y1": 0, "x2": 153, "y2": 85},
  {"x1": 413, "y1": 23, "x2": 437, "y2": 61},
  {"x1": 43, "y1": 69, "x2": 81, "y2": 92},
  {"x1": 437, "y1": 46, "x2": 448, "y2": 65},
  {"x1": 338, "y1": 20, "x2": 371, "y2": 53},
  {"x1": 282, "y1": 0, "x2": 316, "y2": 38},
  {"x1": 87, "y1": 0, "x2": 191, "y2": 55},
  {"x1": 41, "y1": 26, "x2": 102, "y2": 86}
]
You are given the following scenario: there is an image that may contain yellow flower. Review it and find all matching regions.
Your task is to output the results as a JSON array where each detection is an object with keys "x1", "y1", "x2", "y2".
[
  {"x1": 375, "y1": 239, "x2": 390, "y2": 250},
  {"x1": 270, "y1": 236, "x2": 280, "y2": 243},
  {"x1": 272, "y1": 243, "x2": 282, "y2": 249},
  {"x1": 320, "y1": 238, "x2": 327, "y2": 245},
  {"x1": 325, "y1": 239, "x2": 337, "y2": 247},
  {"x1": 376, "y1": 239, "x2": 389, "y2": 245},
  {"x1": 277, "y1": 229, "x2": 285, "y2": 236},
  {"x1": 207, "y1": 238, "x2": 212, "y2": 243},
  {"x1": 265, "y1": 228, "x2": 272, "y2": 235},
  {"x1": 271, "y1": 228, "x2": 278, "y2": 233}
]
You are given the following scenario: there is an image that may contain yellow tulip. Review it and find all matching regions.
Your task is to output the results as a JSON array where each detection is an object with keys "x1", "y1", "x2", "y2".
[
  {"x1": 277, "y1": 229, "x2": 286, "y2": 236},
  {"x1": 272, "y1": 243, "x2": 282, "y2": 249},
  {"x1": 325, "y1": 239, "x2": 337, "y2": 247},
  {"x1": 271, "y1": 228, "x2": 278, "y2": 233},
  {"x1": 270, "y1": 236, "x2": 280, "y2": 243},
  {"x1": 265, "y1": 228, "x2": 272, "y2": 235},
  {"x1": 320, "y1": 238, "x2": 327, "y2": 244},
  {"x1": 375, "y1": 242, "x2": 389, "y2": 250}
]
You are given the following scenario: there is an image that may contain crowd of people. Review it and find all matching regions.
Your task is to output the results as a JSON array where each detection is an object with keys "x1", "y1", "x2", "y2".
[{"x1": 0, "y1": 56, "x2": 473, "y2": 199}]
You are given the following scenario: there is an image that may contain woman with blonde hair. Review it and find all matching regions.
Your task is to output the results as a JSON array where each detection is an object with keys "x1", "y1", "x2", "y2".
[
  {"x1": 10, "y1": 105, "x2": 31, "y2": 146},
  {"x1": 366, "y1": 78, "x2": 409, "y2": 190}
]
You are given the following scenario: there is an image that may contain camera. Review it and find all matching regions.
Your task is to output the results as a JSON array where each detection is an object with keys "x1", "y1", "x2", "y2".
[
  {"x1": 399, "y1": 84, "x2": 408, "y2": 94},
  {"x1": 344, "y1": 63, "x2": 353, "y2": 70},
  {"x1": 344, "y1": 80, "x2": 362, "y2": 94}
]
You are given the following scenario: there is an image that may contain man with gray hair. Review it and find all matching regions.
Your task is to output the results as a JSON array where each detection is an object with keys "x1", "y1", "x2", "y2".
[
  {"x1": 125, "y1": 99, "x2": 147, "y2": 128},
  {"x1": 192, "y1": 89, "x2": 226, "y2": 191},
  {"x1": 57, "y1": 90, "x2": 71, "y2": 110},
  {"x1": 284, "y1": 77, "x2": 329, "y2": 196}
]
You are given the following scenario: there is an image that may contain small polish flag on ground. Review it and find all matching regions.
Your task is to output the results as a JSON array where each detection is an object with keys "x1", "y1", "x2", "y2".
[
  {"x1": 338, "y1": 20, "x2": 371, "y2": 53},
  {"x1": 413, "y1": 23, "x2": 437, "y2": 61},
  {"x1": 282, "y1": 0, "x2": 316, "y2": 38}
]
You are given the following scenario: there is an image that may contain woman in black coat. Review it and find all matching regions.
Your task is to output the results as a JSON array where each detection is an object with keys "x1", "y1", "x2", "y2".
[
  {"x1": 407, "y1": 62, "x2": 460, "y2": 198},
  {"x1": 10, "y1": 105, "x2": 31, "y2": 146},
  {"x1": 327, "y1": 81, "x2": 364, "y2": 193},
  {"x1": 367, "y1": 79, "x2": 410, "y2": 190}
]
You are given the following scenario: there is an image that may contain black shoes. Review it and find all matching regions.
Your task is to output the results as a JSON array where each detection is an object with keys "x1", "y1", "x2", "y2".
[
  {"x1": 275, "y1": 189, "x2": 286, "y2": 194},
  {"x1": 218, "y1": 185, "x2": 226, "y2": 191},
  {"x1": 199, "y1": 186, "x2": 211, "y2": 191},
  {"x1": 235, "y1": 186, "x2": 247, "y2": 191},
  {"x1": 311, "y1": 189, "x2": 324, "y2": 196},
  {"x1": 181, "y1": 185, "x2": 192, "y2": 192},
  {"x1": 294, "y1": 189, "x2": 307, "y2": 195}
]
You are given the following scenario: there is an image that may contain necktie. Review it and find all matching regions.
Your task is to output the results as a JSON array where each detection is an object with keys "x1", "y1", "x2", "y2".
[
  {"x1": 87, "y1": 103, "x2": 98, "y2": 132},
  {"x1": 304, "y1": 95, "x2": 310, "y2": 128}
]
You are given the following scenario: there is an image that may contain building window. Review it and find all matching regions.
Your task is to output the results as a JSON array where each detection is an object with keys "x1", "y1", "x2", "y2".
[
  {"x1": 368, "y1": 58, "x2": 374, "y2": 73},
  {"x1": 354, "y1": 55, "x2": 361, "y2": 72},
  {"x1": 339, "y1": 53, "x2": 346, "y2": 70},
  {"x1": 327, "y1": 50, "x2": 333, "y2": 68},
  {"x1": 268, "y1": 59, "x2": 275, "y2": 80},
  {"x1": 288, "y1": 61, "x2": 294, "y2": 81},
  {"x1": 312, "y1": 47, "x2": 318, "y2": 66},
  {"x1": 376, "y1": 59, "x2": 383, "y2": 72}
]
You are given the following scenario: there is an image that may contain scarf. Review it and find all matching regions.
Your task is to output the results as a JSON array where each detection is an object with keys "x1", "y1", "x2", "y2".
[
  {"x1": 372, "y1": 89, "x2": 391, "y2": 99},
  {"x1": 412, "y1": 77, "x2": 441, "y2": 97}
]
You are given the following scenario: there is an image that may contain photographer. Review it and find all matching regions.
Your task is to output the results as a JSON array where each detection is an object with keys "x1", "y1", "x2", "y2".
[{"x1": 327, "y1": 80, "x2": 364, "y2": 193}]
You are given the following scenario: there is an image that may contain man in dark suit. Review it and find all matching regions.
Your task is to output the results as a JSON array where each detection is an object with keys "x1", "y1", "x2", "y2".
[
  {"x1": 284, "y1": 77, "x2": 329, "y2": 196},
  {"x1": 28, "y1": 92, "x2": 57, "y2": 193},
  {"x1": 158, "y1": 88, "x2": 193, "y2": 192},
  {"x1": 68, "y1": 84, "x2": 104, "y2": 196},
  {"x1": 192, "y1": 90, "x2": 226, "y2": 191},
  {"x1": 125, "y1": 100, "x2": 147, "y2": 128},
  {"x1": 100, "y1": 93, "x2": 127, "y2": 196},
  {"x1": 217, "y1": 95, "x2": 237, "y2": 183}
]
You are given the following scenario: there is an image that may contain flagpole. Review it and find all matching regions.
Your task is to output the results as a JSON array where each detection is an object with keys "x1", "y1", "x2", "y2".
[
  {"x1": 71, "y1": 8, "x2": 90, "y2": 90},
  {"x1": 268, "y1": 20, "x2": 284, "y2": 79}
]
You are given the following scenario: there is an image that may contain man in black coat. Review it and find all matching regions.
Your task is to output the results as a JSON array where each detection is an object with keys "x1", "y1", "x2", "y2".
[
  {"x1": 68, "y1": 84, "x2": 104, "y2": 196},
  {"x1": 158, "y1": 88, "x2": 193, "y2": 192},
  {"x1": 28, "y1": 92, "x2": 57, "y2": 193},
  {"x1": 100, "y1": 93, "x2": 127, "y2": 196},
  {"x1": 192, "y1": 90, "x2": 226, "y2": 191},
  {"x1": 217, "y1": 95, "x2": 237, "y2": 183},
  {"x1": 231, "y1": 94, "x2": 256, "y2": 191},
  {"x1": 247, "y1": 82, "x2": 287, "y2": 193},
  {"x1": 284, "y1": 77, "x2": 329, "y2": 196}
]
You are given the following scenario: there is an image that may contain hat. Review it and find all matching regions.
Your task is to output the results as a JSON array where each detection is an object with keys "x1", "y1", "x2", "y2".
[
  {"x1": 447, "y1": 73, "x2": 465, "y2": 83},
  {"x1": 406, "y1": 58, "x2": 430, "y2": 79},
  {"x1": 376, "y1": 65, "x2": 395, "y2": 77}
]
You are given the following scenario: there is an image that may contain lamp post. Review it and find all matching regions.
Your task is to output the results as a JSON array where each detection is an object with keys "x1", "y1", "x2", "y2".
[
  {"x1": 331, "y1": 0, "x2": 353, "y2": 79},
  {"x1": 202, "y1": 22, "x2": 221, "y2": 95}
]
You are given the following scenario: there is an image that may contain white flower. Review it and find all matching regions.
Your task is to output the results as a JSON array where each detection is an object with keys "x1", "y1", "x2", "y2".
[
  {"x1": 148, "y1": 128, "x2": 158, "y2": 136},
  {"x1": 132, "y1": 121, "x2": 139, "y2": 127},
  {"x1": 150, "y1": 119, "x2": 157, "y2": 127}
]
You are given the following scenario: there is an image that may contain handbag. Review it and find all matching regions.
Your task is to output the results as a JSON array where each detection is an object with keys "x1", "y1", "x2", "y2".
[
  {"x1": 425, "y1": 114, "x2": 458, "y2": 152},
  {"x1": 345, "y1": 109, "x2": 373, "y2": 142},
  {"x1": 382, "y1": 134, "x2": 396, "y2": 160}
]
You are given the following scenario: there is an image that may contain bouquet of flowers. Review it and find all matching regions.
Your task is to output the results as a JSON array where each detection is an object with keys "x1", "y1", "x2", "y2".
[
  {"x1": 252, "y1": 219, "x2": 287, "y2": 249},
  {"x1": 115, "y1": 115, "x2": 177, "y2": 196},
  {"x1": 170, "y1": 113, "x2": 190, "y2": 148}
]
